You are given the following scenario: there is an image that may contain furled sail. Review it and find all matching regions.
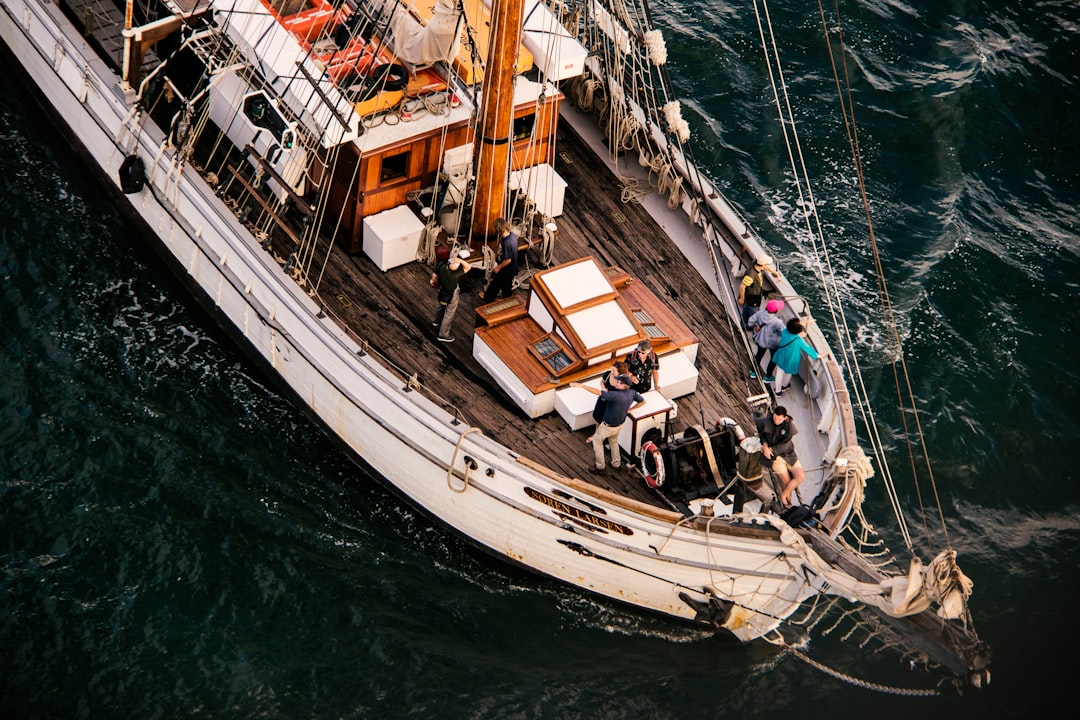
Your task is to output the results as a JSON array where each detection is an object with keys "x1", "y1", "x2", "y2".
[
  {"x1": 389, "y1": 0, "x2": 463, "y2": 67},
  {"x1": 776, "y1": 522, "x2": 974, "y2": 620}
]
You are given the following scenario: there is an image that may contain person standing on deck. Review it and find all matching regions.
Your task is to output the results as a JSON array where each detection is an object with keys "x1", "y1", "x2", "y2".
[
  {"x1": 624, "y1": 339, "x2": 660, "y2": 394},
  {"x1": 771, "y1": 318, "x2": 818, "y2": 397},
  {"x1": 757, "y1": 405, "x2": 804, "y2": 507},
  {"x1": 592, "y1": 360, "x2": 630, "y2": 424},
  {"x1": 431, "y1": 247, "x2": 473, "y2": 343},
  {"x1": 571, "y1": 376, "x2": 645, "y2": 475},
  {"x1": 738, "y1": 255, "x2": 781, "y2": 329},
  {"x1": 479, "y1": 218, "x2": 519, "y2": 301},
  {"x1": 747, "y1": 299, "x2": 785, "y2": 382}
]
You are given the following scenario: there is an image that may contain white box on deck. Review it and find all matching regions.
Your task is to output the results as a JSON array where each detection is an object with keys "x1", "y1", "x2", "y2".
[
  {"x1": 618, "y1": 390, "x2": 673, "y2": 457},
  {"x1": 509, "y1": 163, "x2": 567, "y2": 218},
  {"x1": 658, "y1": 350, "x2": 699, "y2": 399},
  {"x1": 554, "y1": 378, "x2": 603, "y2": 431},
  {"x1": 362, "y1": 206, "x2": 425, "y2": 271},
  {"x1": 521, "y1": 0, "x2": 587, "y2": 81}
]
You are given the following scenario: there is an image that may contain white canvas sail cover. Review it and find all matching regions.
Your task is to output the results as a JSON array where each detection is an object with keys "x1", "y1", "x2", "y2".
[
  {"x1": 390, "y1": 0, "x2": 463, "y2": 67},
  {"x1": 476, "y1": 0, "x2": 586, "y2": 80},
  {"x1": 520, "y1": 0, "x2": 586, "y2": 80}
]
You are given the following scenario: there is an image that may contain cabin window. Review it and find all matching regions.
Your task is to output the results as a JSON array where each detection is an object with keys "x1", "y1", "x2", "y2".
[
  {"x1": 633, "y1": 308, "x2": 669, "y2": 341},
  {"x1": 529, "y1": 333, "x2": 578, "y2": 376},
  {"x1": 380, "y1": 151, "x2": 410, "y2": 183},
  {"x1": 513, "y1": 113, "x2": 536, "y2": 141}
]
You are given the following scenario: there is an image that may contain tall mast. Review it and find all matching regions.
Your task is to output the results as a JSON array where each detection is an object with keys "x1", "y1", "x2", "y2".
[{"x1": 470, "y1": 0, "x2": 524, "y2": 237}]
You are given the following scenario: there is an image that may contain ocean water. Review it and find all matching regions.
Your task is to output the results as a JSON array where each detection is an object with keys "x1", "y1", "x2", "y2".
[{"x1": 2, "y1": 1, "x2": 1078, "y2": 718}]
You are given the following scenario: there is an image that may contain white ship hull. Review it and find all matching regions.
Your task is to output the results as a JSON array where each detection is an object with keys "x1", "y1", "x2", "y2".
[
  {"x1": 0, "y1": 0, "x2": 822, "y2": 639},
  {"x1": 1, "y1": 1, "x2": 990, "y2": 688}
]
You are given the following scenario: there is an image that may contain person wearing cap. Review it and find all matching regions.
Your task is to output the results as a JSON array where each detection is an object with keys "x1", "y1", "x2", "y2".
[
  {"x1": 623, "y1": 339, "x2": 660, "y2": 394},
  {"x1": 747, "y1": 299, "x2": 785, "y2": 382},
  {"x1": 478, "y1": 218, "x2": 519, "y2": 302},
  {"x1": 756, "y1": 405, "x2": 804, "y2": 507},
  {"x1": 571, "y1": 377, "x2": 645, "y2": 475},
  {"x1": 738, "y1": 254, "x2": 781, "y2": 329},
  {"x1": 431, "y1": 247, "x2": 474, "y2": 343},
  {"x1": 592, "y1": 360, "x2": 630, "y2": 424}
]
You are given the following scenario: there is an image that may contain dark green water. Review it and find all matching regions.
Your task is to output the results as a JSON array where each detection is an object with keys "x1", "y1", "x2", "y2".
[{"x1": 2, "y1": 1, "x2": 1077, "y2": 717}]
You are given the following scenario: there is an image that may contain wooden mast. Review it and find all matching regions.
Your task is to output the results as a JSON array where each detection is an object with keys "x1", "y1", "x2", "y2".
[{"x1": 470, "y1": 0, "x2": 525, "y2": 238}]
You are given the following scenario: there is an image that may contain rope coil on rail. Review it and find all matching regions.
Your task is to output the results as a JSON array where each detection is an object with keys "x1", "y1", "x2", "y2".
[{"x1": 447, "y1": 427, "x2": 483, "y2": 493}]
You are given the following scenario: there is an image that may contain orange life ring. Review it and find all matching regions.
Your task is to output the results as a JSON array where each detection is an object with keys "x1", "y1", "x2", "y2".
[{"x1": 639, "y1": 440, "x2": 666, "y2": 489}]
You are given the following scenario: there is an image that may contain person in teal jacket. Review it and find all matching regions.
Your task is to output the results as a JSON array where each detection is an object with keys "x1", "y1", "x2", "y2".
[{"x1": 771, "y1": 318, "x2": 818, "y2": 397}]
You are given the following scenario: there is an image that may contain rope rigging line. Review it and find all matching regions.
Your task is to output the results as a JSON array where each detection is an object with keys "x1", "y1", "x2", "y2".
[
  {"x1": 814, "y1": 0, "x2": 950, "y2": 555},
  {"x1": 788, "y1": 1, "x2": 914, "y2": 552},
  {"x1": 307, "y1": 139, "x2": 352, "y2": 293},
  {"x1": 752, "y1": 0, "x2": 938, "y2": 555}
]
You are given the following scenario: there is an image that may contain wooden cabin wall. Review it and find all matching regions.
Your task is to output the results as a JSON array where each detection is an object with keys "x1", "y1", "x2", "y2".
[
  {"x1": 510, "y1": 95, "x2": 562, "y2": 170},
  {"x1": 332, "y1": 93, "x2": 563, "y2": 252},
  {"x1": 324, "y1": 144, "x2": 362, "y2": 252},
  {"x1": 330, "y1": 125, "x2": 468, "y2": 252}
]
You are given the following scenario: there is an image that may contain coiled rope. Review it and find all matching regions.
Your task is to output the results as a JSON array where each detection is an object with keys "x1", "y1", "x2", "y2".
[{"x1": 448, "y1": 427, "x2": 484, "y2": 493}]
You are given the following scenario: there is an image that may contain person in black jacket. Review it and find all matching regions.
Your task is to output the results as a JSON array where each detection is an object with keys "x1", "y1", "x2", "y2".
[
  {"x1": 624, "y1": 339, "x2": 660, "y2": 394},
  {"x1": 757, "y1": 405, "x2": 804, "y2": 506},
  {"x1": 592, "y1": 361, "x2": 630, "y2": 424},
  {"x1": 479, "y1": 218, "x2": 519, "y2": 301},
  {"x1": 737, "y1": 255, "x2": 780, "y2": 327},
  {"x1": 431, "y1": 248, "x2": 473, "y2": 342}
]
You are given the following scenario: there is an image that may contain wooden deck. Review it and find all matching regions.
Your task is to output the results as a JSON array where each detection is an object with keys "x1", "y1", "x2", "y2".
[
  {"x1": 60, "y1": 0, "x2": 160, "y2": 73},
  {"x1": 308, "y1": 120, "x2": 759, "y2": 507},
  {"x1": 59, "y1": 0, "x2": 764, "y2": 507},
  {"x1": 63, "y1": 0, "x2": 764, "y2": 507},
  {"x1": 59, "y1": 0, "x2": 762, "y2": 512}
]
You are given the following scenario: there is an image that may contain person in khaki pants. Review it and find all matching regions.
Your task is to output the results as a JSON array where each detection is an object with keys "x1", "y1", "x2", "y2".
[
  {"x1": 757, "y1": 405, "x2": 805, "y2": 506},
  {"x1": 571, "y1": 376, "x2": 645, "y2": 475}
]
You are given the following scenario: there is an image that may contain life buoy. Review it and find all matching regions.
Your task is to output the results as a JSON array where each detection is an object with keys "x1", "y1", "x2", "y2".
[
  {"x1": 639, "y1": 440, "x2": 665, "y2": 489},
  {"x1": 343, "y1": 63, "x2": 410, "y2": 103},
  {"x1": 373, "y1": 63, "x2": 410, "y2": 92}
]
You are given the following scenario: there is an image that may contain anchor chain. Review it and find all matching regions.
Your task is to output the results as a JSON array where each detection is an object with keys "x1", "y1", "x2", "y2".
[{"x1": 765, "y1": 635, "x2": 940, "y2": 697}]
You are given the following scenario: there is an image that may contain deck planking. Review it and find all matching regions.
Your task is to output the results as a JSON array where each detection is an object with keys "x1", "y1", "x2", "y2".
[{"x1": 306, "y1": 118, "x2": 757, "y2": 506}]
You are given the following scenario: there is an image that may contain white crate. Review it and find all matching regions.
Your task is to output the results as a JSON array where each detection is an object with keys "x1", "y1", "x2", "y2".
[
  {"x1": 521, "y1": 0, "x2": 587, "y2": 81},
  {"x1": 509, "y1": 163, "x2": 567, "y2": 218},
  {"x1": 658, "y1": 350, "x2": 699, "y2": 399},
  {"x1": 554, "y1": 379, "x2": 603, "y2": 431},
  {"x1": 362, "y1": 206, "x2": 425, "y2": 271}
]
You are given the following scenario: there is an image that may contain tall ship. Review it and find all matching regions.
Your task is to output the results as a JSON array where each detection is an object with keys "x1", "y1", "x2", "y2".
[{"x1": 1, "y1": 0, "x2": 990, "y2": 690}]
